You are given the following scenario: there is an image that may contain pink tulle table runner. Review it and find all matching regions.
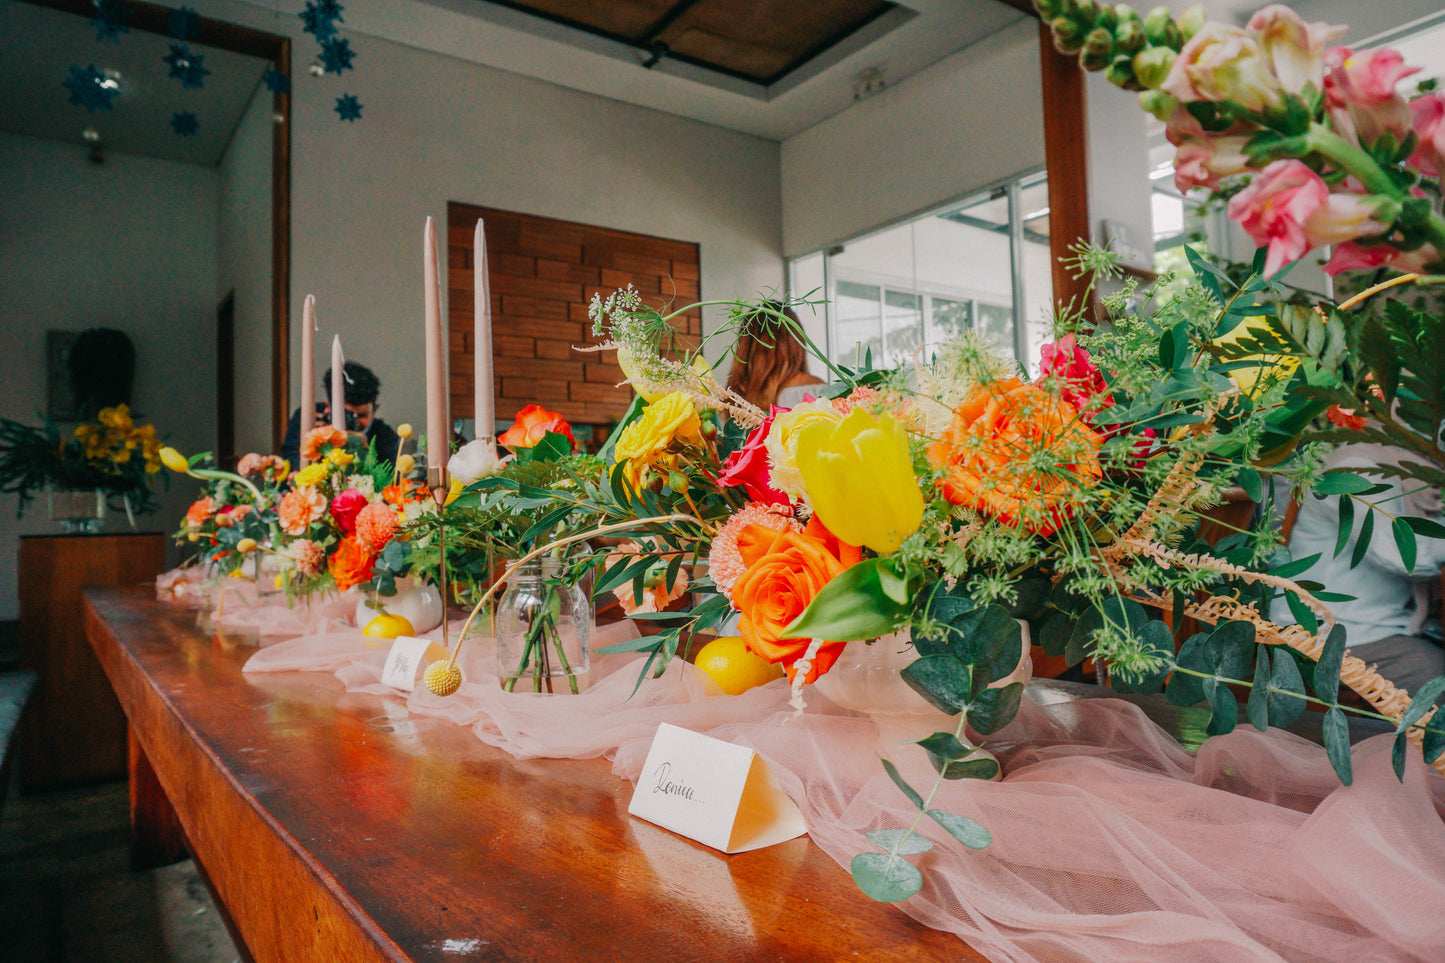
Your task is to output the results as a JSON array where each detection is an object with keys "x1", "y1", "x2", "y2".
[{"x1": 181, "y1": 572, "x2": 1445, "y2": 962}]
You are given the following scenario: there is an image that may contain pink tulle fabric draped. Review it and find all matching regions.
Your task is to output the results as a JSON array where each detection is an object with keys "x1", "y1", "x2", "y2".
[
  {"x1": 237, "y1": 606, "x2": 1445, "y2": 962},
  {"x1": 157, "y1": 567, "x2": 356, "y2": 638}
]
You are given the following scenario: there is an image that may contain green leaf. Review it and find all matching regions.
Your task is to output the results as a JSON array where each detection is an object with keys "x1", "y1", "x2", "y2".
[
  {"x1": 880, "y1": 757, "x2": 925, "y2": 810},
  {"x1": 968, "y1": 682, "x2": 1023, "y2": 735},
  {"x1": 1206, "y1": 681, "x2": 1238, "y2": 736},
  {"x1": 783, "y1": 557, "x2": 910, "y2": 642},
  {"x1": 1203, "y1": 621, "x2": 1255, "y2": 680},
  {"x1": 1397, "y1": 677, "x2": 1445, "y2": 733},
  {"x1": 1315, "y1": 472, "x2": 1377, "y2": 495},
  {"x1": 1323, "y1": 706, "x2": 1353, "y2": 785},
  {"x1": 1403, "y1": 515, "x2": 1445, "y2": 539},
  {"x1": 926, "y1": 810, "x2": 992, "y2": 849},
  {"x1": 1159, "y1": 322, "x2": 1188, "y2": 371},
  {"x1": 1268, "y1": 648, "x2": 1307, "y2": 729},
  {"x1": 1350, "y1": 508, "x2": 1374, "y2": 570},
  {"x1": 1334, "y1": 495, "x2": 1354, "y2": 558},
  {"x1": 1247, "y1": 647, "x2": 1271, "y2": 732},
  {"x1": 1108, "y1": 620, "x2": 1175, "y2": 694},
  {"x1": 1038, "y1": 612, "x2": 1075, "y2": 657},
  {"x1": 1392, "y1": 516, "x2": 1418, "y2": 574},
  {"x1": 1422, "y1": 702, "x2": 1445, "y2": 764},
  {"x1": 865, "y1": 829, "x2": 932, "y2": 856},
  {"x1": 1237, "y1": 467, "x2": 1264, "y2": 503},
  {"x1": 850, "y1": 852, "x2": 923, "y2": 903},
  {"x1": 1268, "y1": 553, "x2": 1321, "y2": 580},
  {"x1": 1166, "y1": 634, "x2": 1208, "y2": 706},
  {"x1": 1284, "y1": 591, "x2": 1318, "y2": 635},
  {"x1": 1314, "y1": 624, "x2": 1346, "y2": 702},
  {"x1": 900, "y1": 655, "x2": 970, "y2": 715}
]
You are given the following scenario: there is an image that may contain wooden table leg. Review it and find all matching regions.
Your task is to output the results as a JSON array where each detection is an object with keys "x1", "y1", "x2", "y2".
[{"x1": 128, "y1": 727, "x2": 188, "y2": 870}]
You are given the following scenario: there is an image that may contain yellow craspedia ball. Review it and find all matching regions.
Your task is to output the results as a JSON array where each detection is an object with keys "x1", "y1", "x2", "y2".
[
  {"x1": 362, "y1": 613, "x2": 416, "y2": 639},
  {"x1": 424, "y1": 659, "x2": 462, "y2": 696},
  {"x1": 694, "y1": 635, "x2": 784, "y2": 695}
]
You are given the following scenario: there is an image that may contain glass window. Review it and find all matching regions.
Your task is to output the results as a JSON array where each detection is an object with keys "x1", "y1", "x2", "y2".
[
  {"x1": 834, "y1": 280, "x2": 883, "y2": 367},
  {"x1": 883, "y1": 290, "x2": 923, "y2": 364},
  {"x1": 931, "y1": 296, "x2": 969, "y2": 340}
]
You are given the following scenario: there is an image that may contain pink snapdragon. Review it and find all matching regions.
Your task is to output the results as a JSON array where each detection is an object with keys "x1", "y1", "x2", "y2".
[
  {"x1": 1227, "y1": 160, "x2": 1388, "y2": 276},
  {"x1": 1324, "y1": 47, "x2": 1417, "y2": 148},
  {"x1": 1247, "y1": 5, "x2": 1343, "y2": 96},
  {"x1": 1325, "y1": 240, "x2": 1441, "y2": 277},
  {"x1": 1409, "y1": 93, "x2": 1445, "y2": 177},
  {"x1": 1161, "y1": 23, "x2": 1283, "y2": 112}
]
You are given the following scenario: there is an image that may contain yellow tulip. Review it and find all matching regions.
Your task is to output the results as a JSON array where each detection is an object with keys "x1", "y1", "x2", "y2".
[
  {"x1": 795, "y1": 408, "x2": 923, "y2": 554},
  {"x1": 159, "y1": 447, "x2": 190, "y2": 473}
]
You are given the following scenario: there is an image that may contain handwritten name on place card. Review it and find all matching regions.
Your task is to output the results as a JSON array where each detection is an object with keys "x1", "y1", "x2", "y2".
[
  {"x1": 628, "y1": 723, "x2": 805, "y2": 854},
  {"x1": 380, "y1": 636, "x2": 449, "y2": 691}
]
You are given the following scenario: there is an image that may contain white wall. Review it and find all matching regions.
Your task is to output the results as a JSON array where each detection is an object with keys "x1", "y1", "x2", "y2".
[
  {"x1": 217, "y1": 79, "x2": 275, "y2": 455},
  {"x1": 1086, "y1": 72, "x2": 1153, "y2": 268},
  {"x1": 0, "y1": 132, "x2": 218, "y2": 619},
  {"x1": 780, "y1": 18, "x2": 1045, "y2": 259}
]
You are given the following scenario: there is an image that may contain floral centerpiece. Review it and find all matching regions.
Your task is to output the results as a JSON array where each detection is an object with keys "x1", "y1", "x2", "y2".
[{"x1": 0, "y1": 404, "x2": 165, "y2": 524}]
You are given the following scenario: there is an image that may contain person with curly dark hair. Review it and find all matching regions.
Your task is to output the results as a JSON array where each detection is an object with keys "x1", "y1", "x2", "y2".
[{"x1": 280, "y1": 361, "x2": 402, "y2": 467}]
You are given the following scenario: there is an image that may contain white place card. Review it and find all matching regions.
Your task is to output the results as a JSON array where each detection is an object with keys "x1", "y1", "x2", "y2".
[
  {"x1": 628, "y1": 723, "x2": 806, "y2": 854},
  {"x1": 380, "y1": 635, "x2": 449, "y2": 691}
]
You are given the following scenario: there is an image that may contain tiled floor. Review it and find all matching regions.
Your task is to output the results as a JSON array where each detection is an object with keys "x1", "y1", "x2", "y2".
[{"x1": 0, "y1": 779, "x2": 241, "y2": 963}]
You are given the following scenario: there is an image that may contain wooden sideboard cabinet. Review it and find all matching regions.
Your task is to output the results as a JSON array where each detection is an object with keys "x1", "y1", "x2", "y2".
[{"x1": 18, "y1": 533, "x2": 167, "y2": 791}]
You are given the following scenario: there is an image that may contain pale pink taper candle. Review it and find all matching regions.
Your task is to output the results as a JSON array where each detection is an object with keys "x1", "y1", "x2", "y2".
[
  {"x1": 331, "y1": 336, "x2": 346, "y2": 432},
  {"x1": 424, "y1": 216, "x2": 447, "y2": 487},
  {"x1": 473, "y1": 219, "x2": 494, "y2": 441},
  {"x1": 299, "y1": 295, "x2": 316, "y2": 467}
]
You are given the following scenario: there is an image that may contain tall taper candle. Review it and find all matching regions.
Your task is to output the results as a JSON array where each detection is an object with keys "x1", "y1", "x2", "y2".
[
  {"x1": 331, "y1": 336, "x2": 346, "y2": 432},
  {"x1": 299, "y1": 295, "x2": 316, "y2": 467},
  {"x1": 473, "y1": 219, "x2": 495, "y2": 441},
  {"x1": 424, "y1": 216, "x2": 447, "y2": 487}
]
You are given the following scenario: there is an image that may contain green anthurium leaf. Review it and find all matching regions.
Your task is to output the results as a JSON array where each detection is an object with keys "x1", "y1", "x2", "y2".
[
  {"x1": 865, "y1": 829, "x2": 933, "y2": 856},
  {"x1": 926, "y1": 810, "x2": 992, "y2": 849},
  {"x1": 1268, "y1": 648, "x2": 1308, "y2": 729},
  {"x1": 850, "y1": 852, "x2": 923, "y2": 903},
  {"x1": 782, "y1": 557, "x2": 911, "y2": 642},
  {"x1": 1323, "y1": 707, "x2": 1353, "y2": 784},
  {"x1": 900, "y1": 655, "x2": 970, "y2": 715},
  {"x1": 968, "y1": 682, "x2": 1024, "y2": 735}
]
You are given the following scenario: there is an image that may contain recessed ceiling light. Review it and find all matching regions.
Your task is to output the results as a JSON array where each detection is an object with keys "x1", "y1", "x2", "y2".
[
  {"x1": 82, "y1": 127, "x2": 101, "y2": 142},
  {"x1": 100, "y1": 68, "x2": 122, "y2": 90}
]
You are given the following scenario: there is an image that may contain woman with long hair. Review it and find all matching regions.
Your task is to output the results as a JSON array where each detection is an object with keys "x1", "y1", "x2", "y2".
[{"x1": 726, "y1": 303, "x2": 824, "y2": 409}]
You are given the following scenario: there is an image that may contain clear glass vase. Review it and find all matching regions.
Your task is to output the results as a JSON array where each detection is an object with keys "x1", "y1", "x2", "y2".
[
  {"x1": 47, "y1": 488, "x2": 105, "y2": 534},
  {"x1": 495, "y1": 557, "x2": 591, "y2": 694}
]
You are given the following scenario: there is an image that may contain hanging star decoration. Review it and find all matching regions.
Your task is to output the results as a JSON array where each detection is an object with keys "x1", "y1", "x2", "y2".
[
  {"x1": 318, "y1": 36, "x2": 355, "y2": 74},
  {"x1": 167, "y1": 6, "x2": 199, "y2": 41},
  {"x1": 91, "y1": 0, "x2": 131, "y2": 43},
  {"x1": 63, "y1": 64, "x2": 119, "y2": 114},
  {"x1": 263, "y1": 68, "x2": 291, "y2": 94},
  {"x1": 163, "y1": 44, "x2": 211, "y2": 90},
  {"x1": 170, "y1": 111, "x2": 200, "y2": 137},
  {"x1": 335, "y1": 93, "x2": 362, "y2": 122},
  {"x1": 299, "y1": 0, "x2": 342, "y2": 42}
]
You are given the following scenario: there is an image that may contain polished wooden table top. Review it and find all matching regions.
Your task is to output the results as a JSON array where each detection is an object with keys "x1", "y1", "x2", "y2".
[{"x1": 84, "y1": 586, "x2": 980, "y2": 962}]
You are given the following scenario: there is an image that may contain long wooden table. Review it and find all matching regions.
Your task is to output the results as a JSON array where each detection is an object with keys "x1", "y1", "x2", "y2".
[{"x1": 83, "y1": 586, "x2": 980, "y2": 962}]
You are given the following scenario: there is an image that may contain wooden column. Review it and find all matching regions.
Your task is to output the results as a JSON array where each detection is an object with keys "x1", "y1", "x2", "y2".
[
  {"x1": 1039, "y1": 21, "x2": 1093, "y2": 320},
  {"x1": 18, "y1": 532, "x2": 166, "y2": 790}
]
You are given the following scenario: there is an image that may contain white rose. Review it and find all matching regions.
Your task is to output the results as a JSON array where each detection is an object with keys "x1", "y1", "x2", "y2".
[{"x1": 448, "y1": 440, "x2": 511, "y2": 486}]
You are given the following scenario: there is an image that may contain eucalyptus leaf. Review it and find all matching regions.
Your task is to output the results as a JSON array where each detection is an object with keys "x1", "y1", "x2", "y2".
[
  {"x1": 1350, "y1": 508, "x2": 1374, "y2": 570},
  {"x1": 1267, "y1": 648, "x2": 1307, "y2": 729},
  {"x1": 937, "y1": 756, "x2": 1001, "y2": 781},
  {"x1": 1166, "y1": 633, "x2": 1208, "y2": 706},
  {"x1": 881, "y1": 757, "x2": 925, "y2": 810},
  {"x1": 900, "y1": 655, "x2": 970, "y2": 715},
  {"x1": 1323, "y1": 706, "x2": 1353, "y2": 785},
  {"x1": 1203, "y1": 621, "x2": 1255, "y2": 680},
  {"x1": 1108, "y1": 620, "x2": 1175, "y2": 695},
  {"x1": 1206, "y1": 681, "x2": 1238, "y2": 737},
  {"x1": 1392, "y1": 517, "x2": 1418, "y2": 574},
  {"x1": 968, "y1": 682, "x2": 1023, "y2": 735},
  {"x1": 926, "y1": 810, "x2": 992, "y2": 849},
  {"x1": 865, "y1": 829, "x2": 933, "y2": 856},
  {"x1": 1314, "y1": 624, "x2": 1346, "y2": 702},
  {"x1": 1038, "y1": 612, "x2": 1076, "y2": 658},
  {"x1": 1247, "y1": 647, "x2": 1271, "y2": 732},
  {"x1": 850, "y1": 852, "x2": 923, "y2": 903},
  {"x1": 1333, "y1": 494, "x2": 1354, "y2": 559}
]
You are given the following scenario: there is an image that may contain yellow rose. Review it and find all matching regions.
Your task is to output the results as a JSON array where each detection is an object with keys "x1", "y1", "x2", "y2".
[
  {"x1": 765, "y1": 399, "x2": 845, "y2": 501},
  {"x1": 325, "y1": 449, "x2": 355, "y2": 468},
  {"x1": 294, "y1": 463, "x2": 328, "y2": 488},
  {"x1": 612, "y1": 391, "x2": 703, "y2": 489}
]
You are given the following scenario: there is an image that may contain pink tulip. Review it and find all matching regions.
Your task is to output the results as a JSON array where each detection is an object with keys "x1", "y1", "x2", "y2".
[
  {"x1": 1228, "y1": 160, "x2": 1388, "y2": 276},
  {"x1": 1161, "y1": 23, "x2": 1282, "y2": 113},
  {"x1": 1247, "y1": 5, "x2": 1344, "y2": 96},
  {"x1": 1409, "y1": 93, "x2": 1445, "y2": 177}
]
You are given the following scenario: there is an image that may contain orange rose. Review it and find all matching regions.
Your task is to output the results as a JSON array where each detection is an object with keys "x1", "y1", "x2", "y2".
[
  {"x1": 498, "y1": 405, "x2": 575, "y2": 450},
  {"x1": 185, "y1": 497, "x2": 215, "y2": 527},
  {"x1": 731, "y1": 516, "x2": 861, "y2": 684},
  {"x1": 327, "y1": 535, "x2": 375, "y2": 592},
  {"x1": 302, "y1": 426, "x2": 348, "y2": 463},
  {"x1": 927, "y1": 378, "x2": 1102, "y2": 536}
]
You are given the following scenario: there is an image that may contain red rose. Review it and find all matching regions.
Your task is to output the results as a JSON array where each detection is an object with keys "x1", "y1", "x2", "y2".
[
  {"x1": 718, "y1": 407, "x2": 790, "y2": 506},
  {"x1": 329, "y1": 488, "x2": 368, "y2": 534}
]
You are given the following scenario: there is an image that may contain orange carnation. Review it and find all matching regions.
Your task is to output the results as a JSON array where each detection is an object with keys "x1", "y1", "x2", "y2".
[
  {"x1": 354, "y1": 501, "x2": 398, "y2": 553},
  {"x1": 185, "y1": 497, "x2": 215, "y2": 527},
  {"x1": 731, "y1": 515, "x2": 861, "y2": 684},
  {"x1": 927, "y1": 378, "x2": 1102, "y2": 536},
  {"x1": 302, "y1": 426, "x2": 348, "y2": 463},
  {"x1": 327, "y1": 535, "x2": 375, "y2": 592},
  {"x1": 277, "y1": 486, "x2": 327, "y2": 536}
]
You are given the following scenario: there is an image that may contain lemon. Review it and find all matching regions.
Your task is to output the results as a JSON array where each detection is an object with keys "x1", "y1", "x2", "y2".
[
  {"x1": 362, "y1": 613, "x2": 416, "y2": 639},
  {"x1": 694, "y1": 635, "x2": 783, "y2": 695}
]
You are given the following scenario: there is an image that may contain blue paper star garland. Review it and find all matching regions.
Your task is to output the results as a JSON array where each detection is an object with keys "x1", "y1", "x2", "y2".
[
  {"x1": 335, "y1": 93, "x2": 362, "y2": 122},
  {"x1": 163, "y1": 44, "x2": 211, "y2": 90},
  {"x1": 63, "y1": 64, "x2": 119, "y2": 113},
  {"x1": 300, "y1": 1, "x2": 342, "y2": 42},
  {"x1": 167, "y1": 6, "x2": 199, "y2": 41},
  {"x1": 91, "y1": 0, "x2": 130, "y2": 43},
  {"x1": 263, "y1": 68, "x2": 291, "y2": 94},
  {"x1": 170, "y1": 111, "x2": 200, "y2": 136},
  {"x1": 318, "y1": 36, "x2": 355, "y2": 74}
]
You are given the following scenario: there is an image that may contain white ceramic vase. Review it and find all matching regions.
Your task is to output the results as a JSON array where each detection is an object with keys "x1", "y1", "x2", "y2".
[{"x1": 354, "y1": 576, "x2": 444, "y2": 633}]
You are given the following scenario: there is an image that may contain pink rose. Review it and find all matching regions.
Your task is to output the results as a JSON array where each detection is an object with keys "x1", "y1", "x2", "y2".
[
  {"x1": 1409, "y1": 93, "x2": 1445, "y2": 177},
  {"x1": 329, "y1": 488, "x2": 369, "y2": 534},
  {"x1": 1324, "y1": 46, "x2": 1416, "y2": 148},
  {"x1": 1161, "y1": 23, "x2": 1283, "y2": 113},
  {"x1": 1036, "y1": 335, "x2": 1112, "y2": 419},
  {"x1": 1247, "y1": 6, "x2": 1343, "y2": 96},
  {"x1": 718, "y1": 407, "x2": 790, "y2": 506},
  {"x1": 1227, "y1": 160, "x2": 1388, "y2": 276}
]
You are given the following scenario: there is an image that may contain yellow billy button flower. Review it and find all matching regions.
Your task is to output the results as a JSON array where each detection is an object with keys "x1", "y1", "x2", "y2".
[
  {"x1": 795, "y1": 408, "x2": 923, "y2": 554},
  {"x1": 236, "y1": 538, "x2": 258, "y2": 553},
  {"x1": 396, "y1": 453, "x2": 416, "y2": 476},
  {"x1": 159, "y1": 446, "x2": 190, "y2": 473},
  {"x1": 397, "y1": 423, "x2": 414, "y2": 440}
]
